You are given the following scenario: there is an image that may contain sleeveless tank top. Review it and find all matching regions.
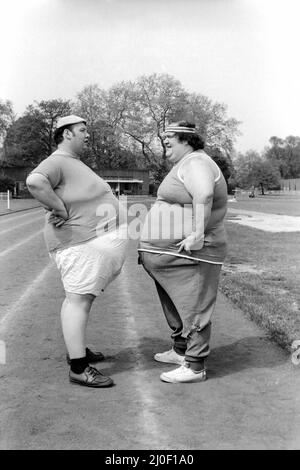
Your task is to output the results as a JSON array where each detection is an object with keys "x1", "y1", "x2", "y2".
[{"x1": 138, "y1": 151, "x2": 228, "y2": 264}]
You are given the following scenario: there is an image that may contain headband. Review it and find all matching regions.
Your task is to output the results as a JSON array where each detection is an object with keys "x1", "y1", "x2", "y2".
[{"x1": 164, "y1": 125, "x2": 196, "y2": 134}]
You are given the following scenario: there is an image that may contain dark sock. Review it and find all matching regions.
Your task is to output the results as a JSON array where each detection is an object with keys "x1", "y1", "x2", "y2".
[
  {"x1": 188, "y1": 360, "x2": 205, "y2": 372},
  {"x1": 70, "y1": 356, "x2": 89, "y2": 374},
  {"x1": 173, "y1": 347, "x2": 186, "y2": 356}
]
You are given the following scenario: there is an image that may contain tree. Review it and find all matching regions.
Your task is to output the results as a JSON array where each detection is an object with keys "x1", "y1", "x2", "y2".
[
  {"x1": 26, "y1": 99, "x2": 72, "y2": 154},
  {"x1": 0, "y1": 99, "x2": 15, "y2": 145},
  {"x1": 251, "y1": 160, "x2": 281, "y2": 194},
  {"x1": 265, "y1": 135, "x2": 300, "y2": 178},
  {"x1": 75, "y1": 84, "x2": 138, "y2": 170},
  {"x1": 103, "y1": 75, "x2": 187, "y2": 165},
  {"x1": 0, "y1": 175, "x2": 15, "y2": 192},
  {"x1": 4, "y1": 114, "x2": 48, "y2": 166},
  {"x1": 2, "y1": 75, "x2": 242, "y2": 180},
  {"x1": 135, "y1": 74, "x2": 189, "y2": 161},
  {"x1": 207, "y1": 147, "x2": 234, "y2": 186},
  {"x1": 265, "y1": 136, "x2": 288, "y2": 177},
  {"x1": 105, "y1": 73, "x2": 241, "y2": 185},
  {"x1": 185, "y1": 94, "x2": 241, "y2": 156},
  {"x1": 4, "y1": 99, "x2": 72, "y2": 166},
  {"x1": 284, "y1": 136, "x2": 300, "y2": 178},
  {"x1": 75, "y1": 84, "x2": 107, "y2": 158},
  {"x1": 235, "y1": 151, "x2": 281, "y2": 194}
]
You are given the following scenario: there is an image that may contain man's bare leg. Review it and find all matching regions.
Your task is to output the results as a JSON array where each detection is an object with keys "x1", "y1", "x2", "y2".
[
  {"x1": 61, "y1": 292, "x2": 95, "y2": 359},
  {"x1": 61, "y1": 292, "x2": 114, "y2": 387}
]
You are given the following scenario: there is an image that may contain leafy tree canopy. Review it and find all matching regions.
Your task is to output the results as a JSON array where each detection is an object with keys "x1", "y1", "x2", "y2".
[
  {"x1": 264, "y1": 135, "x2": 300, "y2": 178},
  {"x1": 4, "y1": 99, "x2": 72, "y2": 167},
  {"x1": 0, "y1": 99, "x2": 15, "y2": 143},
  {"x1": 3, "y1": 74, "x2": 241, "y2": 185},
  {"x1": 235, "y1": 150, "x2": 281, "y2": 194}
]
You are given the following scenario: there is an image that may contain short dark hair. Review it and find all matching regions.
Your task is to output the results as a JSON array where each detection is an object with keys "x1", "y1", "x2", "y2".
[
  {"x1": 53, "y1": 125, "x2": 73, "y2": 145},
  {"x1": 173, "y1": 121, "x2": 205, "y2": 150}
]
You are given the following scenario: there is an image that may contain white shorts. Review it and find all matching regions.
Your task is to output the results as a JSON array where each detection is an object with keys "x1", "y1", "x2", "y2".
[{"x1": 51, "y1": 225, "x2": 129, "y2": 296}]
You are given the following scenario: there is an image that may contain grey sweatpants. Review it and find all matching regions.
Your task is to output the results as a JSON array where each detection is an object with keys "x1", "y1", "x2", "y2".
[{"x1": 139, "y1": 252, "x2": 222, "y2": 366}]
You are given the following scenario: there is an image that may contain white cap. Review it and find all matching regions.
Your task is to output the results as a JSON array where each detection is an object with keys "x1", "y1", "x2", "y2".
[{"x1": 56, "y1": 115, "x2": 86, "y2": 129}]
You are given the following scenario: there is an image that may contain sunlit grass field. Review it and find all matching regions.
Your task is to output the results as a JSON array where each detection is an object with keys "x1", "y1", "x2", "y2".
[
  {"x1": 221, "y1": 193, "x2": 300, "y2": 351},
  {"x1": 228, "y1": 193, "x2": 300, "y2": 216}
]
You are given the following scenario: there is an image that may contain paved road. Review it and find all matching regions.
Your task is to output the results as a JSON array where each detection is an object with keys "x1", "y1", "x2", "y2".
[
  {"x1": 0, "y1": 207, "x2": 300, "y2": 450},
  {"x1": 0, "y1": 198, "x2": 41, "y2": 216}
]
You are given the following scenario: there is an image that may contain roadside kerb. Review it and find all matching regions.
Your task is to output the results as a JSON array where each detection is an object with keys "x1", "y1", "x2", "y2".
[{"x1": 0, "y1": 205, "x2": 42, "y2": 217}]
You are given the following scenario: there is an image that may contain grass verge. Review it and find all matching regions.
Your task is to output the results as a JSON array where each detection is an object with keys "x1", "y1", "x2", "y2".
[
  {"x1": 220, "y1": 221, "x2": 300, "y2": 351},
  {"x1": 228, "y1": 193, "x2": 300, "y2": 216}
]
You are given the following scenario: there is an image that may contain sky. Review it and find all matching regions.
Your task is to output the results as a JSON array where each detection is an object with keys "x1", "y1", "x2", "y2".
[{"x1": 1, "y1": 0, "x2": 300, "y2": 153}]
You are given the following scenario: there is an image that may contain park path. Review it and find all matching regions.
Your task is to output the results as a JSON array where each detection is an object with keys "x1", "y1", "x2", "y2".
[{"x1": 0, "y1": 208, "x2": 300, "y2": 450}]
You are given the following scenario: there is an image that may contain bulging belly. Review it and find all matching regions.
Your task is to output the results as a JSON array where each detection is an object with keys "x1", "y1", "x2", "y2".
[{"x1": 140, "y1": 201, "x2": 193, "y2": 248}]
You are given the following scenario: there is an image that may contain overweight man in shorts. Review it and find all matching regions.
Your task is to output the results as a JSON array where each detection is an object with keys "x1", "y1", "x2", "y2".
[{"x1": 26, "y1": 115, "x2": 129, "y2": 388}]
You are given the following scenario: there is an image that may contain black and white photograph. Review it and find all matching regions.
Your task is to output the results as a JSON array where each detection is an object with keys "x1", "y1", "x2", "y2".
[{"x1": 0, "y1": 0, "x2": 300, "y2": 453}]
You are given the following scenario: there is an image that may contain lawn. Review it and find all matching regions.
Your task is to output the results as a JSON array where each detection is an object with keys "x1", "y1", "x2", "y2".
[
  {"x1": 220, "y1": 199, "x2": 300, "y2": 351},
  {"x1": 228, "y1": 193, "x2": 300, "y2": 216}
]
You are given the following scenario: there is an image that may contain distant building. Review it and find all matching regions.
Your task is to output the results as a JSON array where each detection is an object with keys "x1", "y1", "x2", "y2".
[
  {"x1": 99, "y1": 169, "x2": 149, "y2": 195},
  {"x1": 0, "y1": 164, "x2": 149, "y2": 197}
]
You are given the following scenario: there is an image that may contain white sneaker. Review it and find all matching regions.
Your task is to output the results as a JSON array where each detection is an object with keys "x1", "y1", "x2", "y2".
[
  {"x1": 154, "y1": 348, "x2": 185, "y2": 365},
  {"x1": 160, "y1": 364, "x2": 207, "y2": 383}
]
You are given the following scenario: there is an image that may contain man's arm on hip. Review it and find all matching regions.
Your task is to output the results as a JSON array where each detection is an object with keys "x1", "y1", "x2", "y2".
[{"x1": 26, "y1": 173, "x2": 68, "y2": 220}]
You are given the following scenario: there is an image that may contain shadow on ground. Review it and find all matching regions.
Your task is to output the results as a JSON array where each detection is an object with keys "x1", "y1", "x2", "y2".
[
  {"x1": 78, "y1": 335, "x2": 288, "y2": 378},
  {"x1": 209, "y1": 335, "x2": 288, "y2": 378}
]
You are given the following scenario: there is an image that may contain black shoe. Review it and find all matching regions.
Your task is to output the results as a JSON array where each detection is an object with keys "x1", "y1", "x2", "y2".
[
  {"x1": 66, "y1": 347, "x2": 105, "y2": 365},
  {"x1": 69, "y1": 366, "x2": 114, "y2": 388}
]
